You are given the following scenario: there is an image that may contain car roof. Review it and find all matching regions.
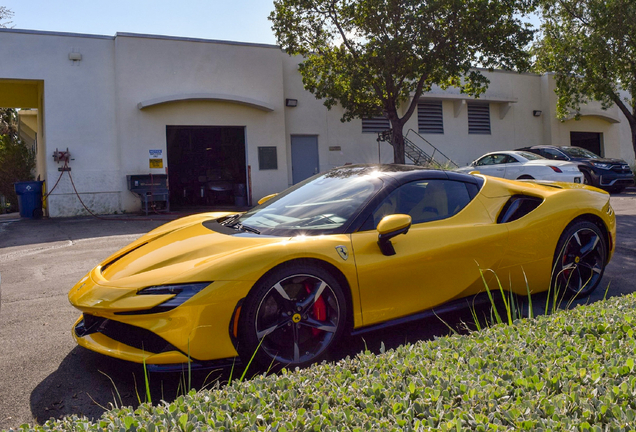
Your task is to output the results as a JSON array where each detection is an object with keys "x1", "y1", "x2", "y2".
[
  {"x1": 328, "y1": 164, "x2": 481, "y2": 185},
  {"x1": 477, "y1": 150, "x2": 529, "y2": 157}
]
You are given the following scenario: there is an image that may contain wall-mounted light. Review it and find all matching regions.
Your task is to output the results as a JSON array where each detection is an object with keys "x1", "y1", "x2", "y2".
[
  {"x1": 533, "y1": 110, "x2": 542, "y2": 117},
  {"x1": 285, "y1": 98, "x2": 298, "y2": 107},
  {"x1": 68, "y1": 52, "x2": 82, "y2": 61}
]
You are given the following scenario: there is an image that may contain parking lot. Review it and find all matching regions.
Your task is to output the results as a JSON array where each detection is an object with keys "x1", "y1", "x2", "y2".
[{"x1": 1, "y1": 190, "x2": 635, "y2": 429}]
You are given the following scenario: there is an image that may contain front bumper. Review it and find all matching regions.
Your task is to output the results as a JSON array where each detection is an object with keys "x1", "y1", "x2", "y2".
[
  {"x1": 598, "y1": 175, "x2": 635, "y2": 187},
  {"x1": 69, "y1": 276, "x2": 254, "y2": 364},
  {"x1": 591, "y1": 166, "x2": 635, "y2": 188}
]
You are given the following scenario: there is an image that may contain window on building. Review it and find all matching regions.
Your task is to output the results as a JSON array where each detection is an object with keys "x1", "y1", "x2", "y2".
[
  {"x1": 258, "y1": 146, "x2": 278, "y2": 170},
  {"x1": 467, "y1": 102, "x2": 491, "y2": 134},
  {"x1": 417, "y1": 101, "x2": 444, "y2": 134},
  {"x1": 362, "y1": 116, "x2": 390, "y2": 133}
]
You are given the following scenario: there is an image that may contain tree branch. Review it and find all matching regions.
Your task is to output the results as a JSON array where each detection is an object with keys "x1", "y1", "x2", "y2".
[
  {"x1": 400, "y1": 73, "x2": 429, "y2": 124},
  {"x1": 326, "y1": 0, "x2": 358, "y2": 59}
]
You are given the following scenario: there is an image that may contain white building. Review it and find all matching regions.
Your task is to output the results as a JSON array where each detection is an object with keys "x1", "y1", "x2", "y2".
[{"x1": 1, "y1": 28, "x2": 634, "y2": 217}]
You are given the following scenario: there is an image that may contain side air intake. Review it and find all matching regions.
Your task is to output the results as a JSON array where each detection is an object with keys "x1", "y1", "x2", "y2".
[{"x1": 497, "y1": 195, "x2": 543, "y2": 224}]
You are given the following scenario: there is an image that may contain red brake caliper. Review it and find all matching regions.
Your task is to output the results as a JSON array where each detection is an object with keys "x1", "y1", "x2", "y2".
[{"x1": 305, "y1": 282, "x2": 326, "y2": 337}]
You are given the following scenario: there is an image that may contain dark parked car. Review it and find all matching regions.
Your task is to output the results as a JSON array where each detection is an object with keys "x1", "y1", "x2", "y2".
[{"x1": 517, "y1": 145, "x2": 634, "y2": 193}]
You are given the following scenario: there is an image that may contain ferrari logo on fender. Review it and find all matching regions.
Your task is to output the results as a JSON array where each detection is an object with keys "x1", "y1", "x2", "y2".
[{"x1": 335, "y1": 245, "x2": 348, "y2": 261}]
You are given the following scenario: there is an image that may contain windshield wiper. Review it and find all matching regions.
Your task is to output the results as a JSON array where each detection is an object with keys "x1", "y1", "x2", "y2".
[
  {"x1": 236, "y1": 223, "x2": 261, "y2": 235},
  {"x1": 220, "y1": 214, "x2": 241, "y2": 226}
]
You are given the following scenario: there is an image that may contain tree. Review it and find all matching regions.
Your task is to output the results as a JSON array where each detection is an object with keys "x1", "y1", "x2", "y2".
[
  {"x1": 535, "y1": 0, "x2": 636, "y2": 157},
  {"x1": 270, "y1": 0, "x2": 535, "y2": 163},
  {"x1": 0, "y1": 6, "x2": 13, "y2": 28}
]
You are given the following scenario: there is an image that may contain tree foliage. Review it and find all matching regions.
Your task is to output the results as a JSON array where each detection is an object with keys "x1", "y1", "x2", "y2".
[
  {"x1": 0, "y1": 6, "x2": 13, "y2": 28},
  {"x1": 534, "y1": 0, "x2": 636, "y2": 157},
  {"x1": 0, "y1": 109, "x2": 35, "y2": 210},
  {"x1": 270, "y1": 0, "x2": 535, "y2": 163}
]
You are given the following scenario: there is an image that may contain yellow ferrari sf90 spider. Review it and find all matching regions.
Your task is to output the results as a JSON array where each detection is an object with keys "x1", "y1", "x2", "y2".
[{"x1": 68, "y1": 165, "x2": 615, "y2": 369}]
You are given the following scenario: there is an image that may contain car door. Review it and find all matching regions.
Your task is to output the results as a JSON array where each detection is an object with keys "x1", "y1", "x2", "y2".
[
  {"x1": 350, "y1": 179, "x2": 509, "y2": 326},
  {"x1": 502, "y1": 154, "x2": 524, "y2": 179},
  {"x1": 474, "y1": 154, "x2": 507, "y2": 178}
]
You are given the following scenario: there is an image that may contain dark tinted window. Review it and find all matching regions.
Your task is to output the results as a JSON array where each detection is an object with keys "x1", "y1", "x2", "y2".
[
  {"x1": 476, "y1": 154, "x2": 508, "y2": 166},
  {"x1": 540, "y1": 148, "x2": 568, "y2": 160},
  {"x1": 364, "y1": 180, "x2": 473, "y2": 229}
]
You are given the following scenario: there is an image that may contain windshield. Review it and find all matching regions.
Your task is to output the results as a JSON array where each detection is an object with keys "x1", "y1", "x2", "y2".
[
  {"x1": 560, "y1": 146, "x2": 600, "y2": 159},
  {"x1": 517, "y1": 151, "x2": 545, "y2": 161},
  {"x1": 234, "y1": 167, "x2": 384, "y2": 236}
]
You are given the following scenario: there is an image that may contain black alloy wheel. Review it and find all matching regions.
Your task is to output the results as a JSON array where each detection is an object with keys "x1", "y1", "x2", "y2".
[
  {"x1": 582, "y1": 170, "x2": 593, "y2": 186},
  {"x1": 552, "y1": 221, "x2": 607, "y2": 297},
  {"x1": 238, "y1": 263, "x2": 347, "y2": 369}
]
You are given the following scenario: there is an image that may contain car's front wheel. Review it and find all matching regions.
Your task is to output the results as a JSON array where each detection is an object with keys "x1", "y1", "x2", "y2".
[
  {"x1": 238, "y1": 263, "x2": 347, "y2": 370},
  {"x1": 552, "y1": 221, "x2": 607, "y2": 298}
]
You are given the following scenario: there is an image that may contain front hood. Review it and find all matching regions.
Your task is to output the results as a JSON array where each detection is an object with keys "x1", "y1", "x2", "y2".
[
  {"x1": 94, "y1": 219, "x2": 286, "y2": 288},
  {"x1": 574, "y1": 157, "x2": 628, "y2": 165}
]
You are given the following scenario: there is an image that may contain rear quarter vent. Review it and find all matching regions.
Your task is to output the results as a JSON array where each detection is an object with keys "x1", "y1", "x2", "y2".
[{"x1": 497, "y1": 195, "x2": 544, "y2": 224}]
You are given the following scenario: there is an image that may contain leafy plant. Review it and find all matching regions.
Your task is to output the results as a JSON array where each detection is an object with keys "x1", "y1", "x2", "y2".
[
  {"x1": 0, "y1": 108, "x2": 35, "y2": 209},
  {"x1": 17, "y1": 293, "x2": 636, "y2": 431}
]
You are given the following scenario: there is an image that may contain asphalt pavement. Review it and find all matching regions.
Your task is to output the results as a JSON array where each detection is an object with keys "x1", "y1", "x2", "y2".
[{"x1": 0, "y1": 191, "x2": 635, "y2": 429}]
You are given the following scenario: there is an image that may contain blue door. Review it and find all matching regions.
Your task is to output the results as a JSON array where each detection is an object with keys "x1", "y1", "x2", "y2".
[{"x1": 291, "y1": 135, "x2": 319, "y2": 184}]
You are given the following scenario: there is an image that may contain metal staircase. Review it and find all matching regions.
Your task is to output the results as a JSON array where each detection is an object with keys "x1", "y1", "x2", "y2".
[{"x1": 378, "y1": 129, "x2": 458, "y2": 169}]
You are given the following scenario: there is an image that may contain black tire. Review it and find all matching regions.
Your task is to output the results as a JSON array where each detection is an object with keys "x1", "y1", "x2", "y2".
[
  {"x1": 238, "y1": 262, "x2": 348, "y2": 370},
  {"x1": 552, "y1": 221, "x2": 607, "y2": 298},
  {"x1": 517, "y1": 175, "x2": 534, "y2": 180},
  {"x1": 582, "y1": 170, "x2": 593, "y2": 186}
]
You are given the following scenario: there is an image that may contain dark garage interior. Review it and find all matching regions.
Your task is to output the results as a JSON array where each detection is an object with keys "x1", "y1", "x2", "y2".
[
  {"x1": 570, "y1": 131, "x2": 602, "y2": 156},
  {"x1": 166, "y1": 126, "x2": 247, "y2": 209}
]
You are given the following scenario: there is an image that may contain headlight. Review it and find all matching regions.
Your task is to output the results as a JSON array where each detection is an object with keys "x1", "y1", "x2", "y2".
[
  {"x1": 592, "y1": 162, "x2": 612, "y2": 169},
  {"x1": 118, "y1": 282, "x2": 212, "y2": 315}
]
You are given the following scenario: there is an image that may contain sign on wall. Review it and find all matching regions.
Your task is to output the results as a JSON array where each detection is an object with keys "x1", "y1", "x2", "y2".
[{"x1": 149, "y1": 149, "x2": 163, "y2": 169}]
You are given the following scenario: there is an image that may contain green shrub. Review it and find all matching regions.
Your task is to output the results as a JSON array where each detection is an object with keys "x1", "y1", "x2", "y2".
[
  {"x1": 14, "y1": 294, "x2": 636, "y2": 431},
  {"x1": 0, "y1": 109, "x2": 35, "y2": 210}
]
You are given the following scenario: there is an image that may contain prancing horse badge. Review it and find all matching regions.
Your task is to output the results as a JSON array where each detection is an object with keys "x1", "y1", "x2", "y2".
[{"x1": 335, "y1": 245, "x2": 348, "y2": 261}]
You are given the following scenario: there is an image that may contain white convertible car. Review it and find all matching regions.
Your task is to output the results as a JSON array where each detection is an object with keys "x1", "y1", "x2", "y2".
[{"x1": 457, "y1": 151, "x2": 584, "y2": 183}]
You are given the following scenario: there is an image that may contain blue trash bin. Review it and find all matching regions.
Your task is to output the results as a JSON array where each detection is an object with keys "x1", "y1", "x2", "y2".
[{"x1": 14, "y1": 181, "x2": 44, "y2": 219}]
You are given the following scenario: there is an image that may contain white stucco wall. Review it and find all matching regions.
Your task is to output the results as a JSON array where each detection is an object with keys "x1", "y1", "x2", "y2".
[
  {"x1": 0, "y1": 30, "x2": 119, "y2": 217},
  {"x1": 1, "y1": 28, "x2": 634, "y2": 217},
  {"x1": 113, "y1": 34, "x2": 288, "y2": 210}
]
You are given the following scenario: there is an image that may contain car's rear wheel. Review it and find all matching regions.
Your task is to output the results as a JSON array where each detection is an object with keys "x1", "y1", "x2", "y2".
[
  {"x1": 517, "y1": 175, "x2": 534, "y2": 180},
  {"x1": 238, "y1": 263, "x2": 347, "y2": 370},
  {"x1": 552, "y1": 221, "x2": 606, "y2": 298}
]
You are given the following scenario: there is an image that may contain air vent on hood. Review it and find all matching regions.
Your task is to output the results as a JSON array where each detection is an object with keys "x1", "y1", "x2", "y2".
[
  {"x1": 101, "y1": 242, "x2": 148, "y2": 274},
  {"x1": 497, "y1": 195, "x2": 543, "y2": 224}
]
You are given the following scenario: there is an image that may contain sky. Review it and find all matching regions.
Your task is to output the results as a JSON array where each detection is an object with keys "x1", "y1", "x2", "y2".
[
  {"x1": 1, "y1": 0, "x2": 279, "y2": 45},
  {"x1": 2, "y1": 1, "x2": 541, "y2": 46}
]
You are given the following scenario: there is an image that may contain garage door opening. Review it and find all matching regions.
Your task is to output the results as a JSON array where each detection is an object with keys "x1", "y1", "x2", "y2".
[
  {"x1": 570, "y1": 132, "x2": 603, "y2": 156},
  {"x1": 166, "y1": 126, "x2": 247, "y2": 209}
]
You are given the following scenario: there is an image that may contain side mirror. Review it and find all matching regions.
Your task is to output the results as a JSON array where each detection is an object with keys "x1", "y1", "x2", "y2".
[
  {"x1": 257, "y1": 193, "x2": 278, "y2": 205},
  {"x1": 377, "y1": 214, "x2": 412, "y2": 256},
  {"x1": 469, "y1": 170, "x2": 481, "y2": 175}
]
